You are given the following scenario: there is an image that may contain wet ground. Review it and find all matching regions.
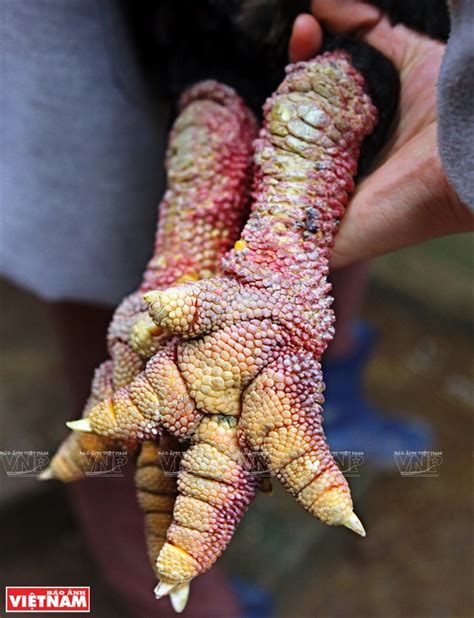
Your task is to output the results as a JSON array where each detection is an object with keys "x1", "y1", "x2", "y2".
[{"x1": 0, "y1": 235, "x2": 473, "y2": 618}]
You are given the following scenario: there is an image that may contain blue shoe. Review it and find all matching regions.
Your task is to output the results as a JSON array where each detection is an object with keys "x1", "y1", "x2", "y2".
[
  {"x1": 322, "y1": 322, "x2": 433, "y2": 469},
  {"x1": 231, "y1": 577, "x2": 273, "y2": 618}
]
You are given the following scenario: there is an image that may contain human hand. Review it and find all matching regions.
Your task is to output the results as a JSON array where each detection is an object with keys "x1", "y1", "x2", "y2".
[{"x1": 289, "y1": 1, "x2": 473, "y2": 268}]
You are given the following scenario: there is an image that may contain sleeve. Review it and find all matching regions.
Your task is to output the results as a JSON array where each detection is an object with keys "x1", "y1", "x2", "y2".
[{"x1": 437, "y1": 0, "x2": 474, "y2": 209}]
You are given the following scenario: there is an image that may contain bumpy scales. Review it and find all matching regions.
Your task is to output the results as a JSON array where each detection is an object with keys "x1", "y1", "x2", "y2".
[
  {"x1": 45, "y1": 81, "x2": 256, "y2": 481},
  {"x1": 66, "y1": 51, "x2": 377, "y2": 610},
  {"x1": 71, "y1": 50, "x2": 376, "y2": 601},
  {"x1": 45, "y1": 81, "x2": 256, "y2": 612}
]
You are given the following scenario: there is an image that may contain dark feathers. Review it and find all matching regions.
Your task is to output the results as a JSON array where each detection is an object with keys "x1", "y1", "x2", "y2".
[{"x1": 120, "y1": 0, "x2": 448, "y2": 171}]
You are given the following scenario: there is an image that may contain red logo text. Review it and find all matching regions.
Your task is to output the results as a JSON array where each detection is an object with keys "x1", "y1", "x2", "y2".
[{"x1": 5, "y1": 587, "x2": 90, "y2": 613}]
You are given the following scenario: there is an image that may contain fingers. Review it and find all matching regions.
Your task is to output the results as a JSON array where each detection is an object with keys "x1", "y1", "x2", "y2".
[
  {"x1": 304, "y1": 1, "x2": 407, "y2": 72},
  {"x1": 288, "y1": 2, "x2": 382, "y2": 64},
  {"x1": 311, "y1": 0, "x2": 382, "y2": 35},
  {"x1": 107, "y1": 292, "x2": 170, "y2": 389},
  {"x1": 107, "y1": 292, "x2": 147, "y2": 348},
  {"x1": 155, "y1": 416, "x2": 258, "y2": 606},
  {"x1": 330, "y1": 125, "x2": 473, "y2": 269},
  {"x1": 289, "y1": 14, "x2": 323, "y2": 62},
  {"x1": 241, "y1": 351, "x2": 365, "y2": 535},
  {"x1": 309, "y1": 1, "x2": 415, "y2": 71}
]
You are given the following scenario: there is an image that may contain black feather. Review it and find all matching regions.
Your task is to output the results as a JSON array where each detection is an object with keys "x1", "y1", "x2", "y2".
[
  {"x1": 366, "y1": 0, "x2": 450, "y2": 41},
  {"x1": 119, "y1": 0, "x2": 446, "y2": 170}
]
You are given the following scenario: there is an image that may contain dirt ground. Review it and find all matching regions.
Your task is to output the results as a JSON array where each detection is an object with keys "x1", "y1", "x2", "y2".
[{"x1": 0, "y1": 235, "x2": 472, "y2": 618}]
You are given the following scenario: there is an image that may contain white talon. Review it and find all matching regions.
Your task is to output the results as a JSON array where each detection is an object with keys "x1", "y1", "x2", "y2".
[
  {"x1": 343, "y1": 511, "x2": 366, "y2": 537},
  {"x1": 170, "y1": 582, "x2": 190, "y2": 613},
  {"x1": 66, "y1": 418, "x2": 92, "y2": 433},
  {"x1": 154, "y1": 580, "x2": 174, "y2": 600}
]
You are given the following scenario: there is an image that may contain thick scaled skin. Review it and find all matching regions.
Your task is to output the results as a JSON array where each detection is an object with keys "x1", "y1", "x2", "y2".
[
  {"x1": 135, "y1": 437, "x2": 180, "y2": 573},
  {"x1": 82, "y1": 51, "x2": 377, "y2": 601},
  {"x1": 46, "y1": 81, "x2": 256, "y2": 481},
  {"x1": 157, "y1": 417, "x2": 258, "y2": 586},
  {"x1": 46, "y1": 80, "x2": 256, "y2": 609}
]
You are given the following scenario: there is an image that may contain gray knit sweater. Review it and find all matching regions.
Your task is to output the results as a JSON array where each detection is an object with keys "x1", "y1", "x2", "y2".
[{"x1": 438, "y1": 0, "x2": 474, "y2": 208}]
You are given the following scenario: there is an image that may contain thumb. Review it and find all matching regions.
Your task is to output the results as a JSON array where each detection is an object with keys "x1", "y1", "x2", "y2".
[{"x1": 289, "y1": 14, "x2": 323, "y2": 62}]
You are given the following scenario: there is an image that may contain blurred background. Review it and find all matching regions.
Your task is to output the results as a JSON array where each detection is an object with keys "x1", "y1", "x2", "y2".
[{"x1": 1, "y1": 233, "x2": 472, "y2": 617}]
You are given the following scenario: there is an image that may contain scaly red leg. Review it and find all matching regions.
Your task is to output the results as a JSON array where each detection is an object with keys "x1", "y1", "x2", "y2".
[
  {"x1": 78, "y1": 51, "x2": 377, "y2": 607},
  {"x1": 45, "y1": 81, "x2": 256, "y2": 480},
  {"x1": 44, "y1": 81, "x2": 256, "y2": 606}
]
